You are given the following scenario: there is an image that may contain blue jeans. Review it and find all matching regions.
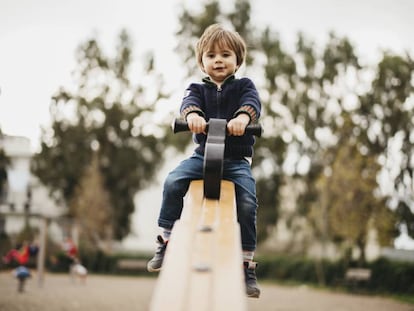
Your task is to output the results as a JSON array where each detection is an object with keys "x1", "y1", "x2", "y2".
[{"x1": 158, "y1": 153, "x2": 258, "y2": 251}]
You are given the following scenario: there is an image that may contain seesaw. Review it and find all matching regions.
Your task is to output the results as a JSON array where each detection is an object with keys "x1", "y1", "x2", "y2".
[{"x1": 149, "y1": 118, "x2": 262, "y2": 311}]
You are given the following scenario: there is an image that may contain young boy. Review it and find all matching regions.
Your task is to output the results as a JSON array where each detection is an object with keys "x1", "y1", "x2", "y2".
[{"x1": 147, "y1": 23, "x2": 261, "y2": 298}]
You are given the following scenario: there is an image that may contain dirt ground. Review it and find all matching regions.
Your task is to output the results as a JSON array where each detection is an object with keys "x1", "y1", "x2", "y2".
[{"x1": 0, "y1": 272, "x2": 413, "y2": 311}]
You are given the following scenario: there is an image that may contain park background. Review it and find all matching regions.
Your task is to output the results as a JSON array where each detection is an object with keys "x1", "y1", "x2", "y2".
[{"x1": 1, "y1": 0, "x2": 414, "y2": 301}]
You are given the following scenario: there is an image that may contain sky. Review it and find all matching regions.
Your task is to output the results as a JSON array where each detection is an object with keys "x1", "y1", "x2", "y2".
[
  {"x1": 1, "y1": 0, "x2": 414, "y2": 152},
  {"x1": 1, "y1": 0, "x2": 414, "y2": 250}
]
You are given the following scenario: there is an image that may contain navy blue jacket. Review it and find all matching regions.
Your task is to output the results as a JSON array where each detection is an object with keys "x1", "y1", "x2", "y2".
[{"x1": 180, "y1": 75, "x2": 261, "y2": 158}]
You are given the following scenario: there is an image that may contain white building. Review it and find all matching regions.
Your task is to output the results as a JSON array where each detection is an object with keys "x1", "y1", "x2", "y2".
[{"x1": 0, "y1": 135, "x2": 67, "y2": 238}]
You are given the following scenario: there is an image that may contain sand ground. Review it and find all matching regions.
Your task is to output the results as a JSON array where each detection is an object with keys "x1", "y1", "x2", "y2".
[{"x1": 0, "y1": 272, "x2": 413, "y2": 311}]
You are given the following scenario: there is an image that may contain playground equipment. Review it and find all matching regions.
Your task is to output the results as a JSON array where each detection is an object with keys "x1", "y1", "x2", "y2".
[
  {"x1": 1, "y1": 213, "x2": 79, "y2": 288},
  {"x1": 0, "y1": 212, "x2": 48, "y2": 287},
  {"x1": 150, "y1": 118, "x2": 261, "y2": 311}
]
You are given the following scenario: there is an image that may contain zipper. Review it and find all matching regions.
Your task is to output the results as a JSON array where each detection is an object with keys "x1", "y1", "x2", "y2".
[{"x1": 216, "y1": 86, "x2": 222, "y2": 117}]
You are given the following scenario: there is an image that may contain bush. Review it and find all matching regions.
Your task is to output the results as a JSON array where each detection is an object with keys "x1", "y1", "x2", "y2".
[
  {"x1": 79, "y1": 250, "x2": 118, "y2": 274},
  {"x1": 255, "y1": 254, "x2": 414, "y2": 295},
  {"x1": 369, "y1": 258, "x2": 414, "y2": 294}
]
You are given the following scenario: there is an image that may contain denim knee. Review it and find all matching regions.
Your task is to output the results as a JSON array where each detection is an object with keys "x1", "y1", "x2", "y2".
[
  {"x1": 236, "y1": 192, "x2": 257, "y2": 251},
  {"x1": 163, "y1": 173, "x2": 185, "y2": 197}
]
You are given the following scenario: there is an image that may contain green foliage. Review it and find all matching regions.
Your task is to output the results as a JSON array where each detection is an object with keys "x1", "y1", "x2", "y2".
[
  {"x1": 79, "y1": 250, "x2": 117, "y2": 274},
  {"x1": 175, "y1": 0, "x2": 255, "y2": 75},
  {"x1": 255, "y1": 173, "x2": 281, "y2": 242},
  {"x1": 71, "y1": 153, "x2": 113, "y2": 253},
  {"x1": 358, "y1": 55, "x2": 414, "y2": 239},
  {"x1": 0, "y1": 231, "x2": 12, "y2": 266},
  {"x1": 396, "y1": 203, "x2": 414, "y2": 238},
  {"x1": 368, "y1": 258, "x2": 414, "y2": 294},
  {"x1": 309, "y1": 114, "x2": 398, "y2": 263},
  {"x1": 31, "y1": 30, "x2": 166, "y2": 240},
  {"x1": 175, "y1": 0, "x2": 221, "y2": 76},
  {"x1": 0, "y1": 131, "x2": 10, "y2": 199},
  {"x1": 16, "y1": 224, "x2": 37, "y2": 244}
]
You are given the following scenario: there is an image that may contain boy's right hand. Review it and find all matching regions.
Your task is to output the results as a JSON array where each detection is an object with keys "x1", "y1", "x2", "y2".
[{"x1": 186, "y1": 113, "x2": 207, "y2": 134}]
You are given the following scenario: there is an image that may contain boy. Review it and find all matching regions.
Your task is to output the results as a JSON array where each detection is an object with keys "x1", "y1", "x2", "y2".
[{"x1": 147, "y1": 23, "x2": 261, "y2": 298}]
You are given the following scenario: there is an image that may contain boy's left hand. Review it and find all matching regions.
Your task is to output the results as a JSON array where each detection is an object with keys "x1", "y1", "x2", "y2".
[{"x1": 227, "y1": 114, "x2": 250, "y2": 136}]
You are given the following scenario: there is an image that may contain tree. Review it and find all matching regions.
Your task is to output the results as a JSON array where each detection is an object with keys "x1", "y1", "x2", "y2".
[
  {"x1": 256, "y1": 25, "x2": 413, "y2": 254},
  {"x1": 358, "y1": 54, "x2": 414, "y2": 239},
  {"x1": 175, "y1": 0, "x2": 221, "y2": 77},
  {"x1": 70, "y1": 152, "x2": 112, "y2": 253},
  {"x1": 0, "y1": 149, "x2": 9, "y2": 200},
  {"x1": 174, "y1": 0, "x2": 413, "y2": 255},
  {"x1": 0, "y1": 129, "x2": 10, "y2": 202},
  {"x1": 32, "y1": 30, "x2": 166, "y2": 239},
  {"x1": 313, "y1": 114, "x2": 398, "y2": 265}
]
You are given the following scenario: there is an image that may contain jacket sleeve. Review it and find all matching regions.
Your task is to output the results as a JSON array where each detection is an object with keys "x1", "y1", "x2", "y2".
[
  {"x1": 180, "y1": 84, "x2": 206, "y2": 120},
  {"x1": 233, "y1": 78, "x2": 261, "y2": 123}
]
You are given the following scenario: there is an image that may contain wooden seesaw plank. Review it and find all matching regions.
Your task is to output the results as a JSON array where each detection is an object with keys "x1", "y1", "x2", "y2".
[
  {"x1": 149, "y1": 180, "x2": 247, "y2": 311},
  {"x1": 212, "y1": 181, "x2": 246, "y2": 311}
]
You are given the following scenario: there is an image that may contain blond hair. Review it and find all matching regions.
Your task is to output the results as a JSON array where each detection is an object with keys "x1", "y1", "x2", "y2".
[{"x1": 195, "y1": 24, "x2": 247, "y2": 72}]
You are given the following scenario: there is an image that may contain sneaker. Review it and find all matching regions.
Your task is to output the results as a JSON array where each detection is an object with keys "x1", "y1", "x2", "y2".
[
  {"x1": 244, "y1": 261, "x2": 260, "y2": 298},
  {"x1": 147, "y1": 235, "x2": 168, "y2": 272}
]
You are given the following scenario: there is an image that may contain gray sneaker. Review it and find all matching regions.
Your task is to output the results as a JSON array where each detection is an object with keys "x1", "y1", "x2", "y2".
[
  {"x1": 244, "y1": 261, "x2": 260, "y2": 298},
  {"x1": 147, "y1": 235, "x2": 168, "y2": 272}
]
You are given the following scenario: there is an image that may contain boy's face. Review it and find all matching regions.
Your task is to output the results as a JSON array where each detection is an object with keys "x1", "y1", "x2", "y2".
[{"x1": 201, "y1": 44, "x2": 238, "y2": 86}]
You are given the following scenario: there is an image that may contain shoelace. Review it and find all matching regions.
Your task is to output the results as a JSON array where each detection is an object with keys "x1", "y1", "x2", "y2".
[
  {"x1": 155, "y1": 235, "x2": 168, "y2": 254},
  {"x1": 245, "y1": 268, "x2": 256, "y2": 281}
]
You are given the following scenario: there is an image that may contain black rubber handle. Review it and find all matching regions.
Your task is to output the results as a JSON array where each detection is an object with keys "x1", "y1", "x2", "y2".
[
  {"x1": 173, "y1": 118, "x2": 262, "y2": 137},
  {"x1": 173, "y1": 119, "x2": 190, "y2": 133}
]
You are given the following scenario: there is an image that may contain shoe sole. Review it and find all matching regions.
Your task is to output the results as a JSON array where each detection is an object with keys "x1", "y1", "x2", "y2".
[
  {"x1": 246, "y1": 290, "x2": 260, "y2": 298},
  {"x1": 147, "y1": 264, "x2": 162, "y2": 272}
]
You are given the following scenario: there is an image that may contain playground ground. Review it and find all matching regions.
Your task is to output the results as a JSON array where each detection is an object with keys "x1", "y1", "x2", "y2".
[{"x1": 0, "y1": 272, "x2": 413, "y2": 311}]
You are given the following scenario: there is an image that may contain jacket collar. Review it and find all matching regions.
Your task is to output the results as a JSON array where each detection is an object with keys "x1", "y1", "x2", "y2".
[{"x1": 202, "y1": 75, "x2": 235, "y2": 88}]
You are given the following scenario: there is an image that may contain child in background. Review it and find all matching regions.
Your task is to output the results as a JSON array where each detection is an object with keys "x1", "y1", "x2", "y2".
[
  {"x1": 2, "y1": 240, "x2": 38, "y2": 265},
  {"x1": 62, "y1": 237, "x2": 78, "y2": 262},
  {"x1": 14, "y1": 265, "x2": 31, "y2": 292},
  {"x1": 147, "y1": 23, "x2": 261, "y2": 298},
  {"x1": 70, "y1": 258, "x2": 88, "y2": 284}
]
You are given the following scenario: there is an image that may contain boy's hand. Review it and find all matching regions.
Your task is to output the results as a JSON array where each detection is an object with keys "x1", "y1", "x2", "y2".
[
  {"x1": 227, "y1": 114, "x2": 250, "y2": 136},
  {"x1": 187, "y1": 113, "x2": 207, "y2": 134}
]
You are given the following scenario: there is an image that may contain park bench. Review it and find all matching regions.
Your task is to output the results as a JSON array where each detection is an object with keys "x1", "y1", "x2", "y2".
[
  {"x1": 149, "y1": 119, "x2": 261, "y2": 311},
  {"x1": 343, "y1": 268, "x2": 371, "y2": 291},
  {"x1": 345, "y1": 268, "x2": 371, "y2": 282}
]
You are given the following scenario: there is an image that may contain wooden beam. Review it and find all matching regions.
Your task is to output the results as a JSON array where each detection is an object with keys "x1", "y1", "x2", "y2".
[
  {"x1": 36, "y1": 217, "x2": 48, "y2": 287},
  {"x1": 150, "y1": 180, "x2": 247, "y2": 311}
]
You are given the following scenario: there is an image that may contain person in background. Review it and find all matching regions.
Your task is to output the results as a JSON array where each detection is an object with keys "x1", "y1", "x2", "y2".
[
  {"x1": 2, "y1": 240, "x2": 38, "y2": 265},
  {"x1": 14, "y1": 265, "x2": 31, "y2": 293},
  {"x1": 62, "y1": 236, "x2": 78, "y2": 263}
]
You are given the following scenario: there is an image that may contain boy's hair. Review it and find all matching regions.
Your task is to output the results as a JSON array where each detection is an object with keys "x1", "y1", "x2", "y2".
[{"x1": 195, "y1": 23, "x2": 247, "y2": 72}]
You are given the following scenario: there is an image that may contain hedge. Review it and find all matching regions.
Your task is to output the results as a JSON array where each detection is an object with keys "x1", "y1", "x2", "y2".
[{"x1": 256, "y1": 255, "x2": 414, "y2": 295}]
